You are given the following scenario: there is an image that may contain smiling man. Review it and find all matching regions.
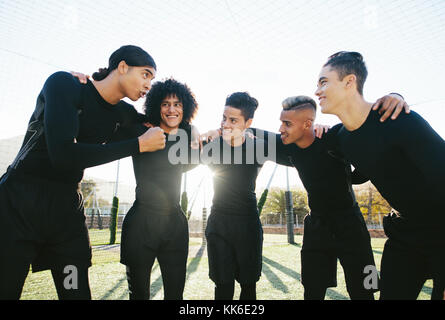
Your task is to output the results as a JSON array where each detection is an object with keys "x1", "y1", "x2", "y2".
[
  {"x1": 250, "y1": 93, "x2": 408, "y2": 300},
  {"x1": 117, "y1": 78, "x2": 199, "y2": 300},
  {"x1": 202, "y1": 92, "x2": 265, "y2": 300},
  {"x1": 315, "y1": 51, "x2": 445, "y2": 300}
]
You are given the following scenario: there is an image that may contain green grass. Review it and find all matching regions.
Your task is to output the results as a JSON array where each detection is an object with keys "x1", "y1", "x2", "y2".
[
  {"x1": 89, "y1": 229, "x2": 121, "y2": 246},
  {"x1": 20, "y1": 234, "x2": 433, "y2": 300}
]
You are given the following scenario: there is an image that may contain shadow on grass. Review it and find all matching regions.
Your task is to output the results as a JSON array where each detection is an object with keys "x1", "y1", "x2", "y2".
[
  {"x1": 186, "y1": 243, "x2": 206, "y2": 280},
  {"x1": 262, "y1": 262, "x2": 289, "y2": 293},
  {"x1": 290, "y1": 242, "x2": 302, "y2": 247},
  {"x1": 98, "y1": 262, "x2": 161, "y2": 300},
  {"x1": 150, "y1": 273, "x2": 164, "y2": 299},
  {"x1": 100, "y1": 276, "x2": 127, "y2": 300},
  {"x1": 421, "y1": 285, "x2": 432, "y2": 297},
  {"x1": 262, "y1": 256, "x2": 349, "y2": 300}
]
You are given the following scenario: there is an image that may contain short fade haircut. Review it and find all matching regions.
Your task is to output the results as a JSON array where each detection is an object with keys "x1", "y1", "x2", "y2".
[
  {"x1": 282, "y1": 96, "x2": 317, "y2": 112},
  {"x1": 225, "y1": 92, "x2": 258, "y2": 121},
  {"x1": 324, "y1": 51, "x2": 368, "y2": 95},
  {"x1": 144, "y1": 78, "x2": 198, "y2": 126}
]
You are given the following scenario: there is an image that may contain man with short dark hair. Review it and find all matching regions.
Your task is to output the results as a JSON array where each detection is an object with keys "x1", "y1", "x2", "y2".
[
  {"x1": 202, "y1": 92, "x2": 265, "y2": 300},
  {"x1": 315, "y1": 51, "x2": 445, "y2": 300}
]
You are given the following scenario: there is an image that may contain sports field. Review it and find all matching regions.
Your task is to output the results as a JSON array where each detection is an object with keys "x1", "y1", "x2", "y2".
[{"x1": 20, "y1": 232, "x2": 433, "y2": 300}]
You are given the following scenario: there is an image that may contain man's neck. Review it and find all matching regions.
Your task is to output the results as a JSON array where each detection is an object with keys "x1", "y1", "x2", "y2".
[
  {"x1": 295, "y1": 129, "x2": 315, "y2": 149},
  {"x1": 335, "y1": 95, "x2": 373, "y2": 131},
  {"x1": 92, "y1": 75, "x2": 124, "y2": 105}
]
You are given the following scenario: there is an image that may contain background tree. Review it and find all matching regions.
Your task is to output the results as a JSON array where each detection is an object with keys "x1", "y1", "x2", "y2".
[
  {"x1": 80, "y1": 179, "x2": 97, "y2": 208},
  {"x1": 353, "y1": 182, "x2": 392, "y2": 225},
  {"x1": 292, "y1": 189, "x2": 309, "y2": 226},
  {"x1": 261, "y1": 187, "x2": 310, "y2": 225}
]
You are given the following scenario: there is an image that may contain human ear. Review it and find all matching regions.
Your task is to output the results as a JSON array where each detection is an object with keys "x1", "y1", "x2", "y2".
[
  {"x1": 117, "y1": 60, "x2": 129, "y2": 74},
  {"x1": 304, "y1": 119, "x2": 313, "y2": 130},
  {"x1": 345, "y1": 74, "x2": 356, "y2": 89}
]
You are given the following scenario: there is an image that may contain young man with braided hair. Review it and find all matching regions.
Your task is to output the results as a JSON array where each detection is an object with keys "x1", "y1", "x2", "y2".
[{"x1": 0, "y1": 45, "x2": 165, "y2": 300}]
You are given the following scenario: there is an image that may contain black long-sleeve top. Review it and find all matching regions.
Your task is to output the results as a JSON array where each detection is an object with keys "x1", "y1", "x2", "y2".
[
  {"x1": 9, "y1": 72, "x2": 140, "y2": 184},
  {"x1": 115, "y1": 123, "x2": 197, "y2": 212},
  {"x1": 335, "y1": 109, "x2": 445, "y2": 227},
  {"x1": 250, "y1": 128, "x2": 358, "y2": 216},
  {"x1": 201, "y1": 136, "x2": 265, "y2": 215}
]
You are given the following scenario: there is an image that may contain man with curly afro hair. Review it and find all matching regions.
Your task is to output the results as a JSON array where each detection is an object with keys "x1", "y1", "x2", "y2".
[{"x1": 113, "y1": 78, "x2": 199, "y2": 300}]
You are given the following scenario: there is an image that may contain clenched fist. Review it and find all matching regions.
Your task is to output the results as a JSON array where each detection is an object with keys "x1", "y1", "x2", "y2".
[{"x1": 138, "y1": 127, "x2": 166, "y2": 152}]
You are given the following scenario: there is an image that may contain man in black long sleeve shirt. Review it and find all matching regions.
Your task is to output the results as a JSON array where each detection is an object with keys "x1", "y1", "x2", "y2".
[
  {"x1": 202, "y1": 92, "x2": 265, "y2": 300},
  {"x1": 315, "y1": 51, "x2": 445, "y2": 300},
  {"x1": 0, "y1": 45, "x2": 165, "y2": 300},
  {"x1": 117, "y1": 79, "x2": 199, "y2": 300}
]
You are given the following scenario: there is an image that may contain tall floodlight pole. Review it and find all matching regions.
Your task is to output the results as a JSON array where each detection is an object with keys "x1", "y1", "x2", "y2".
[
  {"x1": 109, "y1": 160, "x2": 120, "y2": 244},
  {"x1": 285, "y1": 167, "x2": 295, "y2": 244}
]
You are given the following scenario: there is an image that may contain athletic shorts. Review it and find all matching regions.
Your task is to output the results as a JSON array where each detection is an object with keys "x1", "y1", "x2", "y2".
[
  {"x1": 0, "y1": 171, "x2": 92, "y2": 273},
  {"x1": 205, "y1": 210, "x2": 263, "y2": 284},
  {"x1": 301, "y1": 205, "x2": 375, "y2": 289},
  {"x1": 380, "y1": 213, "x2": 445, "y2": 299},
  {"x1": 120, "y1": 203, "x2": 189, "y2": 268}
]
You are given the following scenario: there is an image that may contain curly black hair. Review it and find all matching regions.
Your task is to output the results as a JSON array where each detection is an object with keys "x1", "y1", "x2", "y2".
[{"x1": 144, "y1": 78, "x2": 198, "y2": 126}]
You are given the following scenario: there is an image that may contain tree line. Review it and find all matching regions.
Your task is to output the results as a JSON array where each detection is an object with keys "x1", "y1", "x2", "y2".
[{"x1": 259, "y1": 182, "x2": 392, "y2": 226}]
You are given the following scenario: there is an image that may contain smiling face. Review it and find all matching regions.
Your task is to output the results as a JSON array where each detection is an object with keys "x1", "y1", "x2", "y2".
[
  {"x1": 279, "y1": 108, "x2": 314, "y2": 145},
  {"x1": 119, "y1": 63, "x2": 156, "y2": 101},
  {"x1": 159, "y1": 94, "x2": 184, "y2": 132},
  {"x1": 315, "y1": 66, "x2": 352, "y2": 115},
  {"x1": 221, "y1": 106, "x2": 252, "y2": 143}
]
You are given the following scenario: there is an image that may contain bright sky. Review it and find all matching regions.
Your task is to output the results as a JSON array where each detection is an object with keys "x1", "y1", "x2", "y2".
[{"x1": 0, "y1": 0, "x2": 444, "y2": 216}]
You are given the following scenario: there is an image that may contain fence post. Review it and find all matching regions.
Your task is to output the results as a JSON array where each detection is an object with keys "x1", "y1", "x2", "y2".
[
  {"x1": 109, "y1": 196, "x2": 119, "y2": 244},
  {"x1": 202, "y1": 207, "x2": 207, "y2": 245},
  {"x1": 285, "y1": 191, "x2": 295, "y2": 244}
]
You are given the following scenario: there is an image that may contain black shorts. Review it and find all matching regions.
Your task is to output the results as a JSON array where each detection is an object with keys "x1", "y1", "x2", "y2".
[
  {"x1": 205, "y1": 210, "x2": 263, "y2": 284},
  {"x1": 0, "y1": 172, "x2": 92, "y2": 273},
  {"x1": 380, "y1": 214, "x2": 445, "y2": 299},
  {"x1": 301, "y1": 206, "x2": 375, "y2": 289},
  {"x1": 120, "y1": 203, "x2": 189, "y2": 268}
]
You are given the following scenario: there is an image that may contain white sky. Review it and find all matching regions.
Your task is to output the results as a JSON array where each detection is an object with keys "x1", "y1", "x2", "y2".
[{"x1": 0, "y1": 0, "x2": 444, "y2": 216}]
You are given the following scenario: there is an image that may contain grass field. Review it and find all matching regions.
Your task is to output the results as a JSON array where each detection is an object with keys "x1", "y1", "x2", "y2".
[{"x1": 20, "y1": 231, "x2": 433, "y2": 300}]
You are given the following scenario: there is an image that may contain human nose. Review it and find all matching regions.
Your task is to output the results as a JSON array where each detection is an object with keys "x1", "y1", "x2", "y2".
[
  {"x1": 222, "y1": 120, "x2": 231, "y2": 129},
  {"x1": 144, "y1": 80, "x2": 151, "y2": 91}
]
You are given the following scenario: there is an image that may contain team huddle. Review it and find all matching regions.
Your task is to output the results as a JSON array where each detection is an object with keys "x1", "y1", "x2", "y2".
[{"x1": 0, "y1": 45, "x2": 443, "y2": 300}]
